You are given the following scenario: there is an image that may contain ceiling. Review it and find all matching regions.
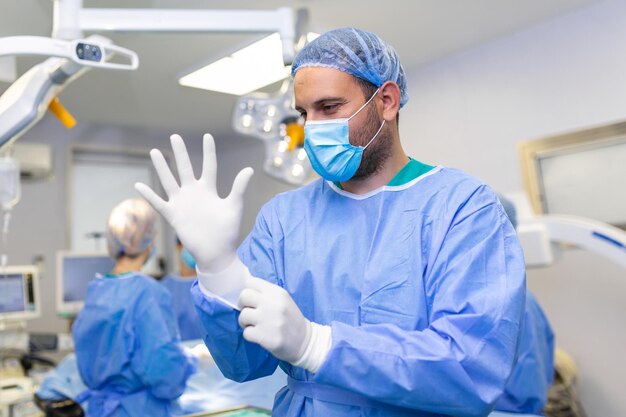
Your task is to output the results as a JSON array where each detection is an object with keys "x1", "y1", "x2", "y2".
[{"x1": 1, "y1": 0, "x2": 603, "y2": 137}]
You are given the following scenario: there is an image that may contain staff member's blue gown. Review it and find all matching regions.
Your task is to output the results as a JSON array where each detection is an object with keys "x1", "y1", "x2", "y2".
[
  {"x1": 73, "y1": 272, "x2": 196, "y2": 417},
  {"x1": 192, "y1": 161, "x2": 532, "y2": 417},
  {"x1": 495, "y1": 292, "x2": 554, "y2": 415},
  {"x1": 161, "y1": 275, "x2": 205, "y2": 341}
]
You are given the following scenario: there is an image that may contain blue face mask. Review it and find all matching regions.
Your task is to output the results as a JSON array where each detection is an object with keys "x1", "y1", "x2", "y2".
[
  {"x1": 181, "y1": 248, "x2": 196, "y2": 270},
  {"x1": 304, "y1": 89, "x2": 385, "y2": 182}
]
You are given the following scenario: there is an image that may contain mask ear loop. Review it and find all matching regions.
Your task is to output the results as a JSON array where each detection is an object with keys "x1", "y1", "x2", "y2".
[
  {"x1": 362, "y1": 120, "x2": 386, "y2": 150},
  {"x1": 347, "y1": 87, "x2": 385, "y2": 150},
  {"x1": 347, "y1": 88, "x2": 380, "y2": 122}
]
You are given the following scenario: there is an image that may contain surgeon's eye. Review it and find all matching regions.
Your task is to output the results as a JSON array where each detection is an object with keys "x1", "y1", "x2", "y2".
[{"x1": 322, "y1": 104, "x2": 339, "y2": 114}]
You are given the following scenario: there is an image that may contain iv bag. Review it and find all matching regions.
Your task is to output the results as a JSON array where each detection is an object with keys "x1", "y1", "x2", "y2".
[{"x1": 0, "y1": 157, "x2": 20, "y2": 210}]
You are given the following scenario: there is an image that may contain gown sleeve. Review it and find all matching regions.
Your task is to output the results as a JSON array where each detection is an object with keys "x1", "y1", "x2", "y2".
[
  {"x1": 312, "y1": 185, "x2": 527, "y2": 417},
  {"x1": 191, "y1": 202, "x2": 280, "y2": 382},
  {"x1": 131, "y1": 286, "x2": 197, "y2": 400}
]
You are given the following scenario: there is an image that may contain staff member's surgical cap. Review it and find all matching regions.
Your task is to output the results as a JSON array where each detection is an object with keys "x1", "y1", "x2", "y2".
[
  {"x1": 106, "y1": 198, "x2": 156, "y2": 258},
  {"x1": 291, "y1": 27, "x2": 409, "y2": 107}
]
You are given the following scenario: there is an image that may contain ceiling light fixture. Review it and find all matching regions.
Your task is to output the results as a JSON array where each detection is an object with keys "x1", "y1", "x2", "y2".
[{"x1": 178, "y1": 32, "x2": 319, "y2": 96}]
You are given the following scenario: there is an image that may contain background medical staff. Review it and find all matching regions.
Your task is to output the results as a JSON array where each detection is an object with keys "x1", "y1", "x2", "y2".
[
  {"x1": 72, "y1": 198, "x2": 197, "y2": 417},
  {"x1": 137, "y1": 28, "x2": 529, "y2": 417}
]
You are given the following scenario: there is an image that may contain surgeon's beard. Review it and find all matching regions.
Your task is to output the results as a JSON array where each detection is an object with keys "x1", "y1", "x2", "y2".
[{"x1": 350, "y1": 105, "x2": 392, "y2": 181}]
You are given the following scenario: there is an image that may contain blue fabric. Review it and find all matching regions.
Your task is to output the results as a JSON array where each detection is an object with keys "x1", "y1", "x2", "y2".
[
  {"x1": 72, "y1": 272, "x2": 196, "y2": 417},
  {"x1": 161, "y1": 275, "x2": 205, "y2": 341},
  {"x1": 37, "y1": 354, "x2": 88, "y2": 402},
  {"x1": 498, "y1": 195, "x2": 519, "y2": 229},
  {"x1": 494, "y1": 194, "x2": 554, "y2": 414},
  {"x1": 292, "y1": 28, "x2": 409, "y2": 107},
  {"x1": 36, "y1": 352, "x2": 287, "y2": 416},
  {"x1": 192, "y1": 167, "x2": 528, "y2": 417},
  {"x1": 495, "y1": 292, "x2": 554, "y2": 414}
]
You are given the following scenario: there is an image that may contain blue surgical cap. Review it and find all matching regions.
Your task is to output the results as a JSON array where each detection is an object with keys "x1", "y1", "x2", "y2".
[{"x1": 291, "y1": 28, "x2": 409, "y2": 108}]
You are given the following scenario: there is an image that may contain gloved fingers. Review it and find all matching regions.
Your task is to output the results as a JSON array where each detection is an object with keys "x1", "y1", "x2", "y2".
[
  {"x1": 238, "y1": 306, "x2": 261, "y2": 328},
  {"x1": 244, "y1": 276, "x2": 276, "y2": 292},
  {"x1": 242, "y1": 325, "x2": 263, "y2": 345},
  {"x1": 135, "y1": 182, "x2": 168, "y2": 216},
  {"x1": 200, "y1": 133, "x2": 218, "y2": 190},
  {"x1": 238, "y1": 287, "x2": 262, "y2": 310},
  {"x1": 170, "y1": 134, "x2": 196, "y2": 186},
  {"x1": 227, "y1": 167, "x2": 254, "y2": 203},
  {"x1": 150, "y1": 148, "x2": 179, "y2": 197}
]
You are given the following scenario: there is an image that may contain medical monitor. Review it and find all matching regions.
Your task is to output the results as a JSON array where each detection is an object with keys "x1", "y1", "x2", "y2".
[
  {"x1": 56, "y1": 251, "x2": 115, "y2": 317},
  {"x1": 0, "y1": 265, "x2": 40, "y2": 322}
]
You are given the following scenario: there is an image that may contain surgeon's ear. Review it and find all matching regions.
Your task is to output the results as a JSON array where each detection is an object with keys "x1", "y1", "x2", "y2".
[{"x1": 379, "y1": 81, "x2": 401, "y2": 122}]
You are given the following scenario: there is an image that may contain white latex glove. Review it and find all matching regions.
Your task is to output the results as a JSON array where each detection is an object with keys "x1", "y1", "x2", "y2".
[
  {"x1": 238, "y1": 277, "x2": 332, "y2": 373},
  {"x1": 135, "y1": 134, "x2": 253, "y2": 302}
]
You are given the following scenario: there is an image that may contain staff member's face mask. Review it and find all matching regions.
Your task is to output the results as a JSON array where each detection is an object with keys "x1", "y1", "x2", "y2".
[
  {"x1": 304, "y1": 89, "x2": 385, "y2": 182},
  {"x1": 181, "y1": 247, "x2": 196, "y2": 270}
]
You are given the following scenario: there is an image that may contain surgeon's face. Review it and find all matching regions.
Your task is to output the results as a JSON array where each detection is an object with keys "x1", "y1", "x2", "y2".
[
  {"x1": 294, "y1": 67, "x2": 391, "y2": 179},
  {"x1": 294, "y1": 66, "x2": 370, "y2": 123}
]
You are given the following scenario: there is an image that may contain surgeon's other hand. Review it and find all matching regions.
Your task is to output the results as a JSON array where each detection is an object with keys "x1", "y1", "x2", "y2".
[
  {"x1": 135, "y1": 134, "x2": 253, "y2": 272},
  {"x1": 238, "y1": 277, "x2": 312, "y2": 364}
]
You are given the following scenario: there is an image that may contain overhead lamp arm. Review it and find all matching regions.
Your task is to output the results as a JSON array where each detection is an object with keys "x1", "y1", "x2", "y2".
[
  {"x1": 53, "y1": 0, "x2": 305, "y2": 64},
  {"x1": 0, "y1": 34, "x2": 135, "y2": 150},
  {"x1": 0, "y1": 36, "x2": 138, "y2": 70}
]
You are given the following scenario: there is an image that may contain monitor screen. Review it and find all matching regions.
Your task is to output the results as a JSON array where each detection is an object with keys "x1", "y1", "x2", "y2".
[
  {"x1": 0, "y1": 267, "x2": 39, "y2": 321},
  {"x1": 56, "y1": 252, "x2": 116, "y2": 316},
  {"x1": 0, "y1": 273, "x2": 25, "y2": 313}
]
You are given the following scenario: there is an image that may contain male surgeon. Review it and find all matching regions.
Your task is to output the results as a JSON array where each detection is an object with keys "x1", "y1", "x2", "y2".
[{"x1": 137, "y1": 28, "x2": 529, "y2": 417}]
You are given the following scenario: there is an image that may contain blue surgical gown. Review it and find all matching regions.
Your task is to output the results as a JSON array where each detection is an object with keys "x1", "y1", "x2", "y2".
[
  {"x1": 192, "y1": 167, "x2": 527, "y2": 417},
  {"x1": 496, "y1": 292, "x2": 554, "y2": 414},
  {"x1": 73, "y1": 272, "x2": 196, "y2": 417},
  {"x1": 161, "y1": 275, "x2": 205, "y2": 341}
]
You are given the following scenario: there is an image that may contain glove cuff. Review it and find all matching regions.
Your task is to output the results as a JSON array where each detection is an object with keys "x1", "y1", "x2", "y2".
[
  {"x1": 292, "y1": 322, "x2": 332, "y2": 373},
  {"x1": 196, "y1": 255, "x2": 251, "y2": 309}
]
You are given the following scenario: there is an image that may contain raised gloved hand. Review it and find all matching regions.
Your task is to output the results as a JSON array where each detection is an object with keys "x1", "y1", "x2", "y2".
[
  {"x1": 135, "y1": 134, "x2": 253, "y2": 273},
  {"x1": 238, "y1": 277, "x2": 332, "y2": 372}
]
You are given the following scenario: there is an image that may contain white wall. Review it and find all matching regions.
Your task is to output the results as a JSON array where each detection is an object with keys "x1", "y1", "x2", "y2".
[
  {"x1": 13, "y1": 117, "x2": 290, "y2": 334},
  {"x1": 400, "y1": 0, "x2": 626, "y2": 415}
]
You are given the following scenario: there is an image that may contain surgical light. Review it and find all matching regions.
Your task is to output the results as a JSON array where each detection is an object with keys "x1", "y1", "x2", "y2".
[
  {"x1": 232, "y1": 78, "x2": 313, "y2": 186},
  {"x1": 241, "y1": 114, "x2": 253, "y2": 128},
  {"x1": 273, "y1": 157, "x2": 284, "y2": 167},
  {"x1": 262, "y1": 120, "x2": 274, "y2": 133},
  {"x1": 0, "y1": 35, "x2": 139, "y2": 149},
  {"x1": 291, "y1": 164, "x2": 304, "y2": 177}
]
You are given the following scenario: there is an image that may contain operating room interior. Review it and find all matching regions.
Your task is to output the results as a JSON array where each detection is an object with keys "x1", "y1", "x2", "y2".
[{"x1": 1, "y1": 1, "x2": 626, "y2": 416}]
